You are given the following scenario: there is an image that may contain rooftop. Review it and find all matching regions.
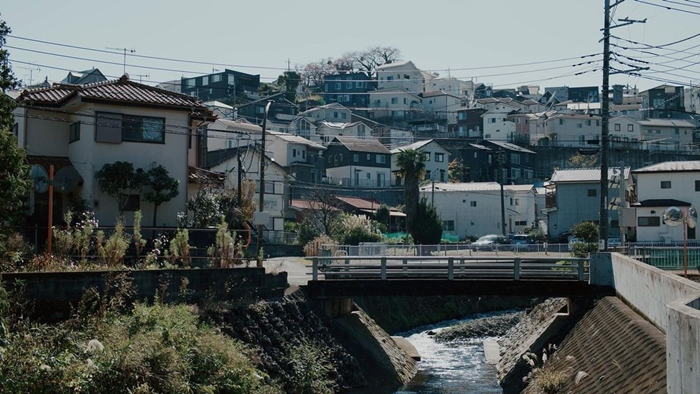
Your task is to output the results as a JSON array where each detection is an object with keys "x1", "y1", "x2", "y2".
[
  {"x1": 550, "y1": 167, "x2": 630, "y2": 183},
  {"x1": 332, "y1": 136, "x2": 391, "y2": 154},
  {"x1": 633, "y1": 161, "x2": 700, "y2": 173}
]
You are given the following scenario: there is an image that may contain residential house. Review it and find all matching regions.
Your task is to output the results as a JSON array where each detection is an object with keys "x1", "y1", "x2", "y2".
[
  {"x1": 369, "y1": 87, "x2": 422, "y2": 122},
  {"x1": 419, "y1": 182, "x2": 537, "y2": 239},
  {"x1": 421, "y1": 91, "x2": 462, "y2": 129},
  {"x1": 315, "y1": 121, "x2": 374, "y2": 146},
  {"x1": 60, "y1": 68, "x2": 107, "y2": 85},
  {"x1": 639, "y1": 84, "x2": 685, "y2": 118},
  {"x1": 543, "y1": 86, "x2": 600, "y2": 104},
  {"x1": 206, "y1": 118, "x2": 262, "y2": 152},
  {"x1": 631, "y1": 161, "x2": 700, "y2": 243},
  {"x1": 607, "y1": 116, "x2": 696, "y2": 152},
  {"x1": 376, "y1": 60, "x2": 426, "y2": 94},
  {"x1": 323, "y1": 72, "x2": 374, "y2": 108},
  {"x1": 456, "y1": 141, "x2": 536, "y2": 184},
  {"x1": 181, "y1": 69, "x2": 260, "y2": 102},
  {"x1": 14, "y1": 74, "x2": 215, "y2": 228},
  {"x1": 507, "y1": 112, "x2": 549, "y2": 144},
  {"x1": 205, "y1": 147, "x2": 290, "y2": 233},
  {"x1": 390, "y1": 139, "x2": 451, "y2": 185},
  {"x1": 324, "y1": 137, "x2": 391, "y2": 188},
  {"x1": 481, "y1": 102, "x2": 518, "y2": 141},
  {"x1": 543, "y1": 113, "x2": 602, "y2": 147},
  {"x1": 237, "y1": 92, "x2": 298, "y2": 125},
  {"x1": 426, "y1": 77, "x2": 473, "y2": 97},
  {"x1": 267, "y1": 130, "x2": 326, "y2": 185},
  {"x1": 455, "y1": 107, "x2": 487, "y2": 138},
  {"x1": 544, "y1": 168, "x2": 630, "y2": 241}
]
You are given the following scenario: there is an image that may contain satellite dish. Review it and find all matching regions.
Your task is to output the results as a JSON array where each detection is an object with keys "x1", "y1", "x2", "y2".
[
  {"x1": 30, "y1": 164, "x2": 49, "y2": 193},
  {"x1": 53, "y1": 166, "x2": 82, "y2": 194},
  {"x1": 663, "y1": 206, "x2": 683, "y2": 227},
  {"x1": 687, "y1": 207, "x2": 697, "y2": 229}
]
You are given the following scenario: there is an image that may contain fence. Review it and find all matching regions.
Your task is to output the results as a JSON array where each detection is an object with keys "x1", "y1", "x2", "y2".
[
  {"x1": 628, "y1": 245, "x2": 700, "y2": 271},
  {"x1": 327, "y1": 242, "x2": 576, "y2": 257}
]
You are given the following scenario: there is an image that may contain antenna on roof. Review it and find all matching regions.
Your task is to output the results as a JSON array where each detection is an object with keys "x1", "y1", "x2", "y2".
[{"x1": 106, "y1": 47, "x2": 136, "y2": 75}]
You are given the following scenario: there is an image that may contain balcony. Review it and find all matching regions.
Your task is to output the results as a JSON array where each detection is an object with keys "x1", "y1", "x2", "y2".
[{"x1": 323, "y1": 177, "x2": 391, "y2": 188}]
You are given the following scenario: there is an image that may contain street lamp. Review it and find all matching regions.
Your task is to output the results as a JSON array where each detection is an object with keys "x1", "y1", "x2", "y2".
[{"x1": 256, "y1": 101, "x2": 272, "y2": 268}]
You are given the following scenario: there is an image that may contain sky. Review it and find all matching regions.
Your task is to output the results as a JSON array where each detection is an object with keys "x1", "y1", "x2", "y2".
[{"x1": 3, "y1": 0, "x2": 699, "y2": 92}]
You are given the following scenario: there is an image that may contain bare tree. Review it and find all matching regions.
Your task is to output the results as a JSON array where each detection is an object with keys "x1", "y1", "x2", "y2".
[
  {"x1": 347, "y1": 46, "x2": 402, "y2": 78},
  {"x1": 297, "y1": 58, "x2": 337, "y2": 88}
]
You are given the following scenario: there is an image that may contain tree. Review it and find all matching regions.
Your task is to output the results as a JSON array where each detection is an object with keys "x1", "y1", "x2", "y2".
[
  {"x1": 298, "y1": 58, "x2": 337, "y2": 89},
  {"x1": 95, "y1": 161, "x2": 148, "y2": 216},
  {"x1": 346, "y1": 46, "x2": 402, "y2": 78},
  {"x1": 412, "y1": 198, "x2": 443, "y2": 245},
  {"x1": 142, "y1": 163, "x2": 179, "y2": 227},
  {"x1": 277, "y1": 71, "x2": 301, "y2": 102},
  {"x1": 448, "y1": 158, "x2": 465, "y2": 183},
  {"x1": 570, "y1": 220, "x2": 599, "y2": 257},
  {"x1": 375, "y1": 204, "x2": 391, "y2": 232},
  {"x1": 302, "y1": 188, "x2": 342, "y2": 238},
  {"x1": 395, "y1": 149, "x2": 427, "y2": 240},
  {"x1": 566, "y1": 152, "x2": 598, "y2": 168},
  {"x1": 1, "y1": 15, "x2": 21, "y2": 130},
  {"x1": 0, "y1": 16, "x2": 29, "y2": 226},
  {"x1": 0, "y1": 130, "x2": 30, "y2": 226}
]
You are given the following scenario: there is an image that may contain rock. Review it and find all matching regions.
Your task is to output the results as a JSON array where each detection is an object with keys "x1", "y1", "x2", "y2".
[{"x1": 434, "y1": 311, "x2": 524, "y2": 342}]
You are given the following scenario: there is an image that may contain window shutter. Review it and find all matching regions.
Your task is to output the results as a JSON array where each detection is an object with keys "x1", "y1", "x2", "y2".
[{"x1": 95, "y1": 113, "x2": 123, "y2": 143}]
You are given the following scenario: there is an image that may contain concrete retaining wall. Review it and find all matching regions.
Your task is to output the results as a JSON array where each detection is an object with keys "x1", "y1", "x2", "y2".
[
  {"x1": 1, "y1": 268, "x2": 288, "y2": 321},
  {"x1": 591, "y1": 252, "x2": 700, "y2": 394}
]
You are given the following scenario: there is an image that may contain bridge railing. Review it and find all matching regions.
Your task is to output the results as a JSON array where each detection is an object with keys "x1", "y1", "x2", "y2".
[
  {"x1": 310, "y1": 255, "x2": 589, "y2": 282},
  {"x1": 326, "y1": 243, "x2": 575, "y2": 257}
]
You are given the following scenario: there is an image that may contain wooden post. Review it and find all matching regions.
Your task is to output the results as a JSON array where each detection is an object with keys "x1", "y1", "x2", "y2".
[
  {"x1": 312, "y1": 258, "x2": 318, "y2": 281},
  {"x1": 577, "y1": 259, "x2": 586, "y2": 281}
]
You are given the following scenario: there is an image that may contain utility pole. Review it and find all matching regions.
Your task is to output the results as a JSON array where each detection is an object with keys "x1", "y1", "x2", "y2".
[
  {"x1": 431, "y1": 178, "x2": 435, "y2": 207},
  {"x1": 600, "y1": 0, "x2": 611, "y2": 251},
  {"x1": 256, "y1": 101, "x2": 272, "y2": 268},
  {"x1": 599, "y1": 0, "x2": 644, "y2": 251},
  {"x1": 498, "y1": 150, "x2": 506, "y2": 236},
  {"x1": 237, "y1": 151, "x2": 243, "y2": 206}
]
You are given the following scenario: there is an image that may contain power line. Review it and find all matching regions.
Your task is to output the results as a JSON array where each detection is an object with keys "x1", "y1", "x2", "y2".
[{"x1": 634, "y1": 0, "x2": 700, "y2": 15}]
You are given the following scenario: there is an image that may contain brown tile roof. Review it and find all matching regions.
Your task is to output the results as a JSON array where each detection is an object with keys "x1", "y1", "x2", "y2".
[
  {"x1": 188, "y1": 166, "x2": 225, "y2": 185},
  {"x1": 522, "y1": 297, "x2": 666, "y2": 394},
  {"x1": 17, "y1": 75, "x2": 213, "y2": 116},
  {"x1": 333, "y1": 136, "x2": 391, "y2": 154}
]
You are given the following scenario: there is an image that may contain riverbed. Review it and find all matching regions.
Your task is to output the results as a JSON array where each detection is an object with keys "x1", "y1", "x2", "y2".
[{"x1": 394, "y1": 312, "x2": 517, "y2": 393}]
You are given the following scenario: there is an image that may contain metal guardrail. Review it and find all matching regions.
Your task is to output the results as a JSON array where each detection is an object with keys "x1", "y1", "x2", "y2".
[
  {"x1": 327, "y1": 243, "x2": 576, "y2": 257},
  {"x1": 310, "y1": 256, "x2": 589, "y2": 282},
  {"x1": 629, "y1": 246, "x2": 700, "y2": 271}
]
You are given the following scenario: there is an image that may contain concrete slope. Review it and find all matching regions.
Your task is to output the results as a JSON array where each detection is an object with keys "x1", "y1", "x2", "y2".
[{"x1": 522, "y1": 296, "x2": 666, "y2": 393}]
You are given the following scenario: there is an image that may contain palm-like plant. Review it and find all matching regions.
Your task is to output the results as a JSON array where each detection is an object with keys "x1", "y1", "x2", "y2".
[{"x1": 395, "y1": 148, "x2": 427, "y2": 237}]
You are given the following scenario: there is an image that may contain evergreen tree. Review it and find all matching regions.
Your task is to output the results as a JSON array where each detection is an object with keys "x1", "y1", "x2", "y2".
[{"x1": 395, "y1": 149, "x2": 427, "y2": 240}]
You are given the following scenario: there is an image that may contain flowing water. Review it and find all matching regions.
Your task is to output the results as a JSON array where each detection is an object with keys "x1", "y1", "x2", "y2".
[{"x1": 394, "y1": 316, "x2": 504, "y2": 394}]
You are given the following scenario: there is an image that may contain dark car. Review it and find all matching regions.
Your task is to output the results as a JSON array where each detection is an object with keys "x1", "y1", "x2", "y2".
[
  {"x1": 471, "y1": 234, "x2": 509, "y2": 250},
  {"x1": 511, "y1": 234, "x2": 534, "y2": 245}
]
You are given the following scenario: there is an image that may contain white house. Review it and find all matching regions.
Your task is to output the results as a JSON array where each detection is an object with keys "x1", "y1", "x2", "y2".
[
  {"x1": 369, "y1": 87, "x2": 422, "y2": 120},
  {"x1": 426, "y1": 77, "x2": 473, "y2": 97},
  {"x1": 543, "y1": 114, "x2": 602, "y2": 147},
  {"x1": 608, "y1": 116, "x2": 696, "y2": 152},
  {"x1": 15, "y1": 74, "x2": 215, "y2": 228},
  {"x1": 207, "y1": 118, "x2": 261, "y2": 151},
  {"x1": 631, "y1": 161, "x2": 700, "y2": 243},
  {"x1": 376, "y1": 60, "x2": 425, "y2": 94},
  {"x1": 419, "y1": 182, "x2": 537, "y2": 239},
  {"x1": 421, "y1": 91, "x2": 462, "y2": 126},
  {"x1": 390, "y1": 139, "x2": 451, "y2": 185},
  {"x1": 482, "y1": 103, "x2": 518, "y2": 141},
  {"x1": 314, "y1": 121, "x2": 375, "y2": 146}
]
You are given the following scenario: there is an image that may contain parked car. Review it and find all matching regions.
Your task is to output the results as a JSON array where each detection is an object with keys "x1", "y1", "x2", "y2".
[
  {"x1": 511, "y1": 234, "x2": 534, "y2": 245},
  {"x1": 471, "y1": 234, "x2": 509, "y2": 250}
]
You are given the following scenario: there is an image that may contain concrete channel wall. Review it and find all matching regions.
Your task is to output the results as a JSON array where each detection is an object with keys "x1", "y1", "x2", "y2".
[{"x1": 591, "y1": 252, "x2": 700, "y2": 393}]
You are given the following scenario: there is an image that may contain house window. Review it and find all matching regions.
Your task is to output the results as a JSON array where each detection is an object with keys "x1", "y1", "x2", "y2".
[
  {"x1": 610, "y1": 220, "x2": 619, "y2": 227},
  {"x1": 120, "y1": 194, "x2": 140, "y2": 212},
  {"x1": 292, "y1": 149, "x2": 297, "y2": 158},
  {"x1": 256, "y1": 106, "x2": 265, "y2": 114},
  {"x1": 587, "y1": 189, "x2": 597, "y2": 197},
  {"x1": 443, "y1": 220, "x2": 455, "y2": 231},
  {"x1": 424, "y1": 152, "x2": 431, "y2": 161},
  {"x1": 638, "y1": 216, "x2": 660, "y2": 227},
  {"x1": 376, "y1": 155, "x2": 386, "y2": 164},
  {"x1": 335, "y1": 82, "x2": 341, "y2": 90},
  {"x1": 69, "y1": 122, "x2": 81, "y2": 143},
  {"x1": 578, "y1": 135, "x2": 586, "y2": 145},
  {"x1": 586, "y1": 119, "x2": 592, "y2": 126},
  {"x1": 366, "y1": 153, "x2": 370, "y2": 160},
  {"x1": 628, "y1": 124, "x2": 634, "y2": 132},
  {"x1": 489, "y1": 118, "x2": 496, "y2": 123},
  {"x1": 435, "y1": 153, "x2": 444, "y2": 162},
  {"x1": 470, "y1": 201, "x2": 477, "y2": 207},
  {"x1": 559, "y1": 119, "x2": 564, "y2": 125},
  {"x1": 391, "y1": 97, "x2": 398, "y2": 104},
  {"x1": 515, "y1": 198, "x2": 519, "y2": 206},
  {"x1": 341, "y1": 112, "x2": 347, "y2": 119},
  {"x1": 211, "y1": 74, "x2": 222, "y2": 83},
  {"x1": 346, "y1": 81, "x2": 352, "y2": 89},
  {"x1": 403, "y1": 98, "x2": 408, "y2": 104},
  {"x1": 11, "y1": 123, "x2": 18, "y2": 138},
  {"x1": 577, "y1": 123, "x2": 582, "y2": 128},
  {"x1": 387, "y1": 76, "x2": 394, "y2": 81},
  {"x1": 123, "y1": 115, "x2": 165, "y2": 143},
  {"x1": 515, "y1": 220, "x2": 527, "y2": 226},
  {"x1": 614, "y1": 124, "x2": 621, "y2": 131},
  {"x1": 302, "y1": 150, "x2": 306, "y2": 159},
  {"x1": 356, "y1": 81, "x2": 363, "y2": 88},
  {"x1": 185, "y1": 78, "x2": 195, "y2": 88},
  {"x1": 353, "y1": 154, "x2": 359, "y2": 163},
  {"x1": 695, "y1": 180, "x2": 700, "y2": 191},
  {"x1": 227, "y1": 74, "x2": 235, "y2": 85},
  {"x1": 511, "y1": 154, "x2": 520, "y2": 164},
  {"x1": 511, "y1": 168, "x2": 521, "y2": 179},
  {"x1": 661, "y1": 181, "x2": 671, "y2": 189},
  {"x1": 458, "y1": 112, "x2": 466, "y2": 120},
  {"x1": 96, "y1": 112, "x2": 165, "y2": 144},
  {"x1": 201, "y1": 76, "x2": 208, "y2": 86}
]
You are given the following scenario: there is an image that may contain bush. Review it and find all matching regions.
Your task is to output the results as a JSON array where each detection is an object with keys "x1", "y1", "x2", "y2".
[{"x1": 412, "y1": 198, "x2": 442, "y2": 245}]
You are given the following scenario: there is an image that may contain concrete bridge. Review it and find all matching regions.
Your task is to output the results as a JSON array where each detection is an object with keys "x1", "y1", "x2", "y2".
[{"x1": 305, "y1": 255, "x2": 611, "y2": 298}]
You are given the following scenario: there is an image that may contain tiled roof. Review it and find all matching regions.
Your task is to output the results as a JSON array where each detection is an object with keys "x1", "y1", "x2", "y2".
[
  {"x1": 188, "y1": 166, "x2": 225, "y2": 185},
  {"x1": 522, "y1": 297, "x2": 666, "y2": 394},
  {"x1": 268, "y1": 131, "x2": 325, "y2": 150},
  {"x1": 335, "y1": 196, "x2": 381, "y2": 210},
  {"x1": 633, "y1": 161, "x2": 700, "y2": 173},
  {"x1": 420, "y1": 182, "x2": 534, "y2": 193},
  {"x1": 638, "y1": 118, "x2": 695, "y2": 128},
  {"x1": 18, "y1": 75, "x2": 212, "y2": 115},
  {"x1": 485, "y1": 140, "x2": 536, "y2": 154},
  {"x1": 332, "y1": 136, "x2": 390, "y2": 154},
  {"x1": 390, "y1": 139, "x2": 438, "y2": 154}
]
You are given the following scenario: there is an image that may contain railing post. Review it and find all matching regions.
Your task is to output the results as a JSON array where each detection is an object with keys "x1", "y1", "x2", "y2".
[
  {"x1": 312, "y1": 258, "x2": 318, "y2": 281},
  {"x1": 381, "y1": 257, "x2": 387, "y2": 280},
  {"x1": 577, "y1": 259, "x2": 585, "y2": 281},
  {"x1": 448, "y1": 257, "x2": 454, "y2": 280},
  {"x1": 403, "y1": 258, "x2": 408, "y2": 277},
  {"x1": 514, "y1": 258, "x2": 521, "y2": 280}
]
